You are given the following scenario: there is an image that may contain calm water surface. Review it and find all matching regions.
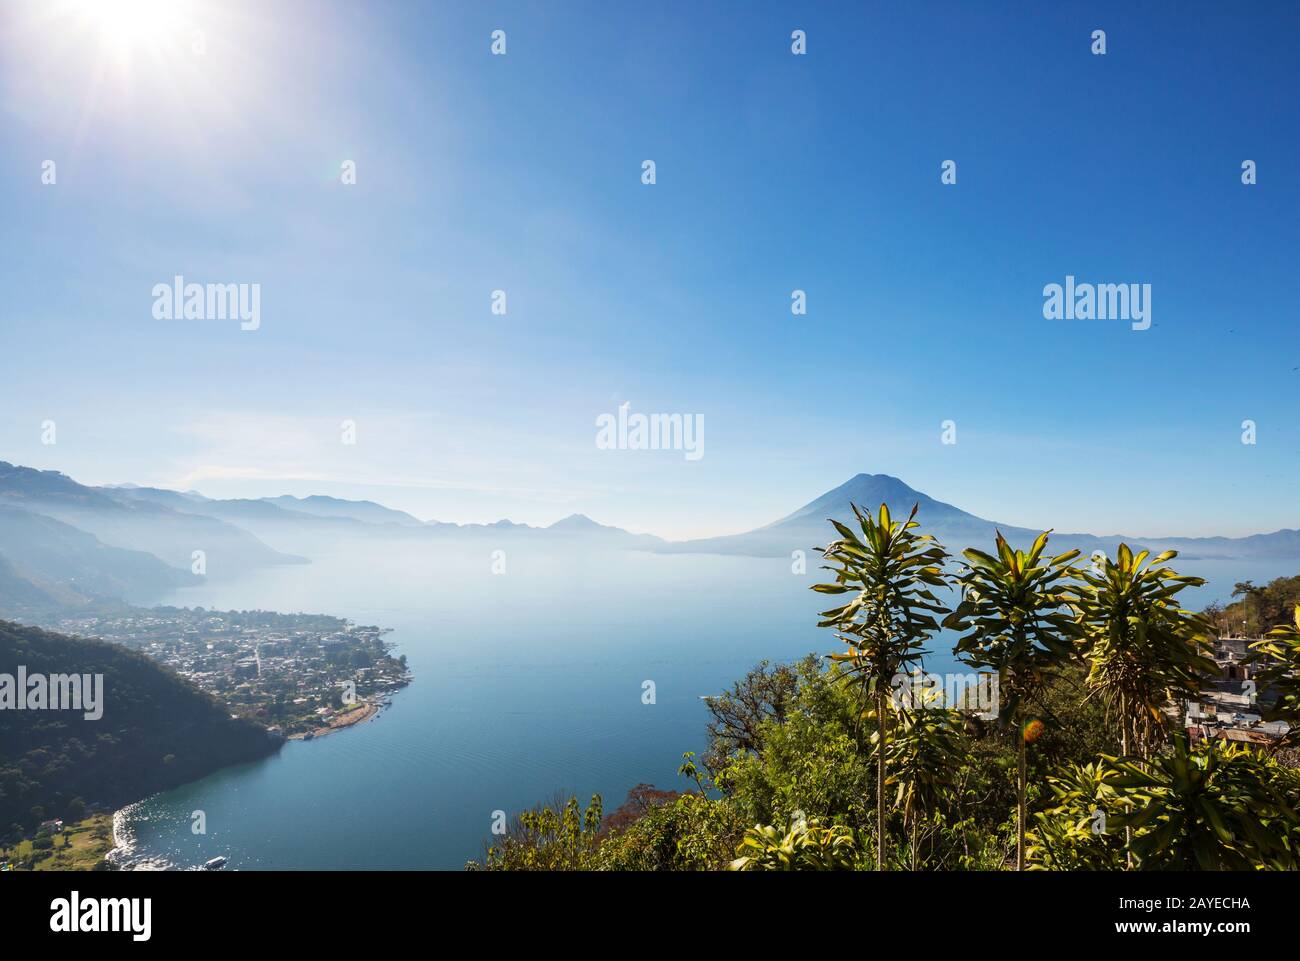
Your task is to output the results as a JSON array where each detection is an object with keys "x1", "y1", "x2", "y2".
[{"x1": 116, "y1": 538, "x2": 1278, "y2": 870}]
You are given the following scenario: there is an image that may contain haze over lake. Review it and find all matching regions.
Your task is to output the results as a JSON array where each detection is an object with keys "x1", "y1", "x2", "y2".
[{"x1": 116, "y1": 534, "x2": 1283, "y2": 870}]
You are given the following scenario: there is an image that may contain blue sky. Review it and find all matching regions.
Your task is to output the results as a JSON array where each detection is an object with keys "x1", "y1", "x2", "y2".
[{"x1": 1, "y1": 0, "x2": 1297, "y2": 539}]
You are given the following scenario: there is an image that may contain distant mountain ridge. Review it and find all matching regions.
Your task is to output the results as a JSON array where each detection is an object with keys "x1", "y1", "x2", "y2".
[
  {"x1": 0, "y1": 504, "x2": 188, "y2": 608},
  {"x1": 2, "y1": 461, "x2": 1295, "y2": 618},
  {"x1": 0, "y1": 461, "x2": 665, "y2": 615},
  {"x1": 0, "y1": 462, "x2": 304, "y2": 577},
  {"x1": 261, "y1": 494, "x2": 425, "y2": 527},
  {"x1": 660, "y1": 473, "x2": 1300, "y2": 561}
]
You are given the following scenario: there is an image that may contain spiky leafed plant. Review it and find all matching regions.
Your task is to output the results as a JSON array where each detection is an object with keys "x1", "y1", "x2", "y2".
[
  {"x1": 1106, "y1": 731, "x2": 1300, "y2": 870},
  {"x1": 884, "y1": 695, "x2": 966, "y2": 870},
  {"x1": 943, "y1": 530, "x2": 1081, "y2": 870},
  {"x1": 729, "y1": 817, "x2": 859, "y2": 871},
  {"x1": 812, "y1": 502, "x2": 950, "y2": 871},
  {"x1": 1248, "y1": 604, "x2": 1300, "y2": 751},
  {"x1": 1025, "y1": 760, "x2": 1126, "y2": 871},
  {"x1": 1073, "y1": 546, "x2": 1216, "y2": 760}
]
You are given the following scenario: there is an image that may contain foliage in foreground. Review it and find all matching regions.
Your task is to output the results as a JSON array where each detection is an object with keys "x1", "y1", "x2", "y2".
[{"x1": 468, "y1": 509, "x2": 1300, "y2": 872}]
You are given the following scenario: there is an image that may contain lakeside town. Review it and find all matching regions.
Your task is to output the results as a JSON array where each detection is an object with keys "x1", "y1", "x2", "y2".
[
  {"x1": 46, "y1": 606, "x2": 412, "y2": 740},
  {"x1": 5, "y1": 616, "x2": 1291, "y2": 871},
  {"x1": 1183, "y1": 633, "x2": 1291, "y2": 748},
  {"x1": 2, "y1": 605, "x2": 412, "y2": 871}
]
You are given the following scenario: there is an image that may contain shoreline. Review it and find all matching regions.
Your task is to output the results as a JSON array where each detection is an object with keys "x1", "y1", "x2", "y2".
[
  {"x1": 288, "y1": 700, "x2": 382, "y2": 740},
  {"x1": 108, "y1": 696, "x2": 399, "y2": 870}
]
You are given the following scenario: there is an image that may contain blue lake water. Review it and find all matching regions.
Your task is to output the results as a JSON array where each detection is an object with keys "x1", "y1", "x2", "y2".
[{"x1": 115, "y1": 538, "x2": 1284, "y2": 870}]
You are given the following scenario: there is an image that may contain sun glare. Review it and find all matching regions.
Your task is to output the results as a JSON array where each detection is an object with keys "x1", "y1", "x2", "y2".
[
  {"x1": 67, "y1": 0, "x2": 189, "y2": 54},
  {"x1": 9, "y1": 0, "x2": 274, "y2": 158}
]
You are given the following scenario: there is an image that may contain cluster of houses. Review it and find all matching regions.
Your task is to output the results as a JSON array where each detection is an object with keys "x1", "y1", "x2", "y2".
[
  {"x1": 1183, "y1": 635, "x2": 1291, "y2": 747},
  {"x1": 50, "y1": 609, "x2": 410, "y2": 737}
]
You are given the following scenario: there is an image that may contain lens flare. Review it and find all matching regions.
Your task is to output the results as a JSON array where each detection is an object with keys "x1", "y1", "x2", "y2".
[{"x1": 1022, "y1": 718, "x2": 1046, "y2": 744}]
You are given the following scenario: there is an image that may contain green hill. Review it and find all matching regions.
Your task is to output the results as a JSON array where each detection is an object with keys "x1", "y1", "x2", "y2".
[{"x1": 0, "y1": 620, "x2": 281, "y2": 835}]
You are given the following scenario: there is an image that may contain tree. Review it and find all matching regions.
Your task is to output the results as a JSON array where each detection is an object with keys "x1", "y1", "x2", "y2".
[
  {"x1": 1074, "y1": 546, "x2": 1215, "y2": 759},
  {"x1": 812, "y1": 502, "x2": 950, "y2": 870},
  {"x1": 473, "y1": 794, "x2": 604, "y2": 871},
  {"x1": 1026, "y1": 760, "x2": 1126, "y2": 871},
  {"x1": 943, "y1": 530, "x2": 1080, "y2": 870},
  {"x1": 1222, "y1": 575, "x2": 1300, "y2": 638},
  {"x1": 885, "y1": 698, "x2": 967, "y2": 869},
  {"x1": 699, "y1": 658, "x2": 804, "y2": 774},
  {"x1": 1107, "y1": 732, "x2": 1300, "y2": 870},
  {"x1": 1248, "y1": 603, "x2": 1300, "y2": 751},
  {"x1": 1231, "y1": 581, "x2": 1264, "y2": 635}
]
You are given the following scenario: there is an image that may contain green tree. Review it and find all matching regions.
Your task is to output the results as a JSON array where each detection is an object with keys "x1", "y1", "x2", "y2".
[
  {"x1": 716, "y1": 659, "x2": 873, "y2": 835},
  {"x1": 812, "y1": 502, "x2": 949, "y2": 870},
  {"x1": 1230, "y1": 580, "x2": 1266, "y2": 635},
  {"x1": 699, "y1": 658, "x2": 803, "y2": 774},
  {"x1": 605, "y1": 792, "x2": 743, "y2": 871},
  {"x1": 885, "y1": 698, "x2": 967, "y2": 869},
  {"x1": 1248, "y1": 603, "x2": 1300, "y2": 750},
  {"x1": 943, "y1": 530, "x2": 1080, "y2": 870},
  {"x1": 473, "y1": 794, "x2": 603, "y2": 871},
  {"x1": 1107, "y1": 732, "x2": 1300, "y2": 870},
  {"x1": 1026, "y1": 760, "x2": 1126, "y2": 870},
  {"x1": 1074, "y1": 546, "x2": 1215, "y2": 759}
]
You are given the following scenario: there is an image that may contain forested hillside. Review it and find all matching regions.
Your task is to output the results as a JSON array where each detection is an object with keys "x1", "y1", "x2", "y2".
[
  {"x1": 1209, "y1": 574, "x2": 1300, "y2": 636},
  {"x1": 0, "y1": 620, "x2": 280, "y2": 836}
]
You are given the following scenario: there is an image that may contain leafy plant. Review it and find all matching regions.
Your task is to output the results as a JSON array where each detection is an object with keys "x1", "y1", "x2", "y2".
[
  {"x1": 1074, "y1": 546, "x2": 1216, "y2": 759},
  {"x1": 1248, "y1": 604, "x2": 1300, "y2": 751},
  {"x1": 729, "y1": 816, "x2": 859, "y2": 871},
  {"x1": 944, "y1": 530, "x2": 1080, "y2": 869},
  {"x1": 1107, "y1": 732, "x2": 1300, "y2": 870},
  {"x1": 1025, "y1": 761, "x2": 1126, "y2": 870},
  {"x1": 813, "y1": 503, "x2": 950, "y2": 870},
  {"x1": 885, "y1": 699, "x2": 967, "y2": 869},
  {"x1": 474, "y1": 794, "x2": 603, "y2": 871},
  {"x1": 598, "y1": 791, "x2": 743, "y2": 871}
]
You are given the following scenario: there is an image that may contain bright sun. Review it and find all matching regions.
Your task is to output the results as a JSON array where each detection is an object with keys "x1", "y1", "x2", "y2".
[{"x1": 67, "y1": 0, "x2": 188, "y2": 53}]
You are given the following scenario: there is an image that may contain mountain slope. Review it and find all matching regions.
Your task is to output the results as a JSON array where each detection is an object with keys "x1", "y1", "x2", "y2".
[
  {"x1": 0, "y1": 505, "x2": 189, "y2": 610},
  {"x1": 759, "y1": 473, "x2": 975, "y2": 530},
  {"x1": 0, "y1": 462, "x2": 304, "y2": 576},
  {"x1": 659, "y1": 473, "x2": 1005, "y2": 556},
  {"x1": 262, "y1": 494, "x2": 425, "y2": 527},
  {"x1": 0, "y1": 554, "x2": 89, "y2": 615},
  {"x1": 545, "y1": 513, "x2": 664, "y2": 545},
  {"x1": 94, "y1": 485, "x2": 212, "y2": 513},
  {"x1": 0, "y1": 619, "x2": 280, "y2": 832},
  {"x1": 661, "y1": 473, "x2": 1300, "y2": 560}
]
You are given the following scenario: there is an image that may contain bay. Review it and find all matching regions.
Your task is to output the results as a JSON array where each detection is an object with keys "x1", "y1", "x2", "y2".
[{"x1": 114, "y1": 537, "x2": 1283, "y2": 870}]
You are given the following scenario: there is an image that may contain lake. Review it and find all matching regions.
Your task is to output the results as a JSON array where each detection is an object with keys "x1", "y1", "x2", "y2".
[{"x1": 114, "y1": 536, "x2": 1284, "y2": 870}]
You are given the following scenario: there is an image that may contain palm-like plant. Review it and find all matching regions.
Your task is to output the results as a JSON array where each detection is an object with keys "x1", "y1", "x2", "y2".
[
  {"x1": 1073, "y1": 546, "x2": 1216, "y2": 759},
  {"x1": 1025, "y1": 760, "x2": 1126, "y2": 871},
  {"x1": 1248, "y1": 604, "x2": 1300, "y2": 750},
  {"x1": 1107, "y1": 731, "x2": 1300, "y2": 870},
  {"x1": 885, "y1": 697, "x2": 966, "y2": 869},
  {"x1": 812, "y1": 502, "x2": 950, "y2": 871},
  {"x1": 943, "y1": 530, "x2": 1080, "y2": 870},
  {"x1": 728, "y1": 818, "x2": 859, "y2": 871}
]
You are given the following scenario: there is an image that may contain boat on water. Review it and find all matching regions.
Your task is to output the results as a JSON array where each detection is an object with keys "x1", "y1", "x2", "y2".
[{"x1": 202, "y1": 856, "x2": 228, "y2": 871}]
